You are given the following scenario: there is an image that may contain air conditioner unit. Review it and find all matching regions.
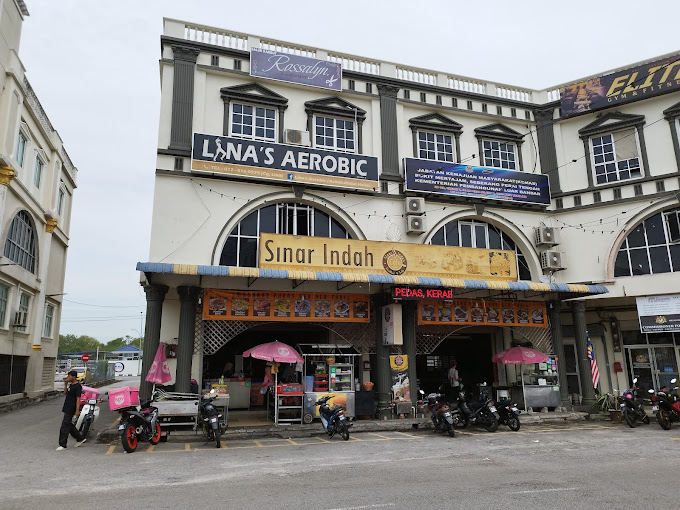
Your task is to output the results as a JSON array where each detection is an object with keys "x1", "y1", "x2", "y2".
[
  {"x1": 535, "y1": 226, "x2": 559, "y2": 247},
  {"x1": 404, "y1": 197, "x2": 425, "y2": 215},
  {"x1": 283, "y1": 129, "x2": 311, "y2": 146},
  {"x1": 13, "y1": 311, "x2": 27, "y2": 327},
  {"x1": 406, "y1": 215, "x2": 427, "y2": 234},
  {"x1": 540, "y1": 251, "x2": 565, "y2": 271}
]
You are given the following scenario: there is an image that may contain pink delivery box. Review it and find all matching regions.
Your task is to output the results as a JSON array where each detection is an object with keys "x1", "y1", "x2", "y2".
[
  {"x1": 108, "y1": 386, "x2": 140, "y2": 411},
  {"x1": 79, "y1": 385, "x2": 100, "y2": 403}
]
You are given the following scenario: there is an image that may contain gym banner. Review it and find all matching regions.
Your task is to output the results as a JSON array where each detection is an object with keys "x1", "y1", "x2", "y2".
[
  {"x1": 417, "y1": 299, "x2": 547, "y2": 328},
  {"x1": 403, "y1": 158, "x2": 550, "y2": 205},
  {"x1": 559, "y1": 53, "x2": 680, "y2": 116},
  {"x1": 192, "y1": 133, "x2": 378, "y2": 191},
  {"x1": 636, "y1": 294, "x2": 680, "y2": 333},
  {"x1": 203, "y1": 289, "x2": 369, "y2": 323},
  {"x1": 250, "y1": 48, "x2": 342, "y2": 91}
]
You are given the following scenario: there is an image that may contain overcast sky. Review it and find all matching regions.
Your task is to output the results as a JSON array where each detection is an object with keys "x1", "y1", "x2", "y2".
[{"x1": 17, "y1": 0, "x2": 680, "y2": 344}]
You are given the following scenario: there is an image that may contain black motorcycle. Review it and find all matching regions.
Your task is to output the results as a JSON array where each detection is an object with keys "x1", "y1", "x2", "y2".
[
  {"x1": 450, "y1": 383, "x2": 499, "y2": 432},
  {"x1": 316, "y1": 395, "x2": 350, "y2": 440},
  {"x1": 620, "y1": 377, "x2": 650, "y2": 428},
  {"x1": 650, "y1": 378, "x2": 680, "y2": 430},
  {"x1": 198, "y1": 389, "x2": 227, "y2": 448},
  {"x1": 117, "y1": 399, "x2": 161, "y2": 453},
  {"x1": 495, "y1": 398, "x2": 521, "y2": 431},
  {"x1": 419, "y1": 390, "x2": 455, "y2": 437}
]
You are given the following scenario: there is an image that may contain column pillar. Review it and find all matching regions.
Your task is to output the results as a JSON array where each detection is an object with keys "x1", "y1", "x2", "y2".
[
  {"x1": 139, "y1": 285, "x2": 168, "y2": 399},
  {"x1": 169, "y1": 45, "x2": 200, "y2": 151},
  {"x1": 549, "y1": 300, "x2": 570, "y2": 409},
  {"x1": 0, "y1": 166, "x2": 15, "y2": 229},
  {"x1": 402, "y1": 300, "x2": 418, "y2": 407},
  {"x1": 571, "y1": 300, "x2": 595, "y2": 407},
  {"x1": 376, "y1": 84, "x2": 401, "y2": 181},
  {"x1": 374, "y1": 294, "x2": 391, "y2": 419},
  {"x1": 533, "y1": 107, "x2": 561, "y2": 193},
  {"x1": 175, "y1": 286, "x2": 200, "y2": 393}
]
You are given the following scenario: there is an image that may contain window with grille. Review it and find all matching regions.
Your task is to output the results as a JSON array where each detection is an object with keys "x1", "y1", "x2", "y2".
[
  {"x1": 591, "y1": 129, "x2": 641, "y2": 184},
  {"x1": 17, "y1": 292, "x2": 30, "y2": 332},
  {"x1": 16, "y1": 131, "x2": 26, "y2": 167},
  {"x1": 314, "y1": 116, "x2": 356, "y2": 153},
  {"x1": 418, "y1": 131, "x2": 454, "y2": 162},
  {"x1": 220, "y1": 203, "x2": 352, "y2": 267},
  {"x1": 482, "y1": 139, "x2": 517, "y2": 170},
  {"x1": 4, "y1": 211, "x2": 36, "y2": 273},
  {"x1": 429, "y1": 219, "x2": 531, "y2": 280},
  {"x1": 0, "y1": 284, "x2": 8, "y2": 328},
  {"x1": 44, "y1": 304, "x2": 54, "y2": 338},
  {"x1": 33, "y1": 157, "x2": 43, "y2": 188},
  {"x1": 230, "y1": 103, "x2": 276, "y2": 141}
]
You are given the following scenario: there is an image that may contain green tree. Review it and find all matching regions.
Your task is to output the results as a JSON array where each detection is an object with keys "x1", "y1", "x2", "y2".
[
  {"x1": 105, "y1": 336, "x2": 130, "y2": 351},
  {"x1": 58, "y1": 334, "x2": 103, "y2": 353}
]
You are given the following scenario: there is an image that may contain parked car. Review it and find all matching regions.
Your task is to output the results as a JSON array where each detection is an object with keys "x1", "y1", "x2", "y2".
[{"x1": 73, "y1": 367, "x2": 89, "y2": 383}]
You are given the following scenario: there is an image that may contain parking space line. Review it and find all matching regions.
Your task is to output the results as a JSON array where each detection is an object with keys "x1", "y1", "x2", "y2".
[
  {"x1": 220, "y1": 441, "x2": 227, "y2": 448},
  {"x1": 369, "y1": 433, "x2": 392, "y2": 440},
  {"x1": 105, "y1": 445, "x2": 116, "y2": 455},
  {"x1": 253, "y1": 440, "x2": 264, "y2": 447},
  {"x1": 315, "y1": 437, "x2": 331, "y2": 443},
  {"x1": 147, "y1": 445, "x2": 155, "y2": 453},
  {"x1": 185, "y1": 443, "x2": 191, "y2": 451},
  {"x1": 286, "y1": 439, "x2": 298, "y2": 445},
  {"x1": 394, "y1": 431, "x2": 420, "y2": 439}
]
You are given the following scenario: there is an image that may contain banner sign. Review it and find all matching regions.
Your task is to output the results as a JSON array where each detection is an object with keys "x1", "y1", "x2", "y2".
[
  {"x1": 259, "y1": 233, "x2": 517, "y2": 281},
  {"x1": 417, "y1": 299, "x2": 547, "y2": 328},
  {"x1": 250, "y1": 48, "x2": 342, "y2": 91},
  {"x1": 636, "y1": 294, "x2": 680, "y2": 333},
  {"x1": 560, "y1": 54, "x2": 680, "y2": 116},
  {"x1": 203, "y1": 289, "x2": 369, "y2": 323},
  {"x1": 403, "y1": 158, "x2": 551, "y2": 205},
  {"x1": 382, "y1": 304, "x2": 403, "y2": 345},
  {"x1": 390, "y1": 355, "x2": 410, "y2": 401},
  {"x1": 192, "y1": 133, "x2": 379, "y2": 191}
]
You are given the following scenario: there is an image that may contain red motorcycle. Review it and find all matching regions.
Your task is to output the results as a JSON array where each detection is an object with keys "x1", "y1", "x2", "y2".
[
  {"x1": 649, "y1": 378, "x2": 680, "y2": 430},
  {"x1": 419, "y1": 390, "x2": 455, "y2": 437}
]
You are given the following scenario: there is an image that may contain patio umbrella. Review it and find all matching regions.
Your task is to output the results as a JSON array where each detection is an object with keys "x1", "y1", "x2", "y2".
[
  {"x1": 146, "y1": 342, "x2": 172, "y2": 386},
  {"x1": 242, "y1": 340, "x2": 303, "y2": 364},
  {"x1": 492, "y1": 346, "x2": 550, "y2": 413}
]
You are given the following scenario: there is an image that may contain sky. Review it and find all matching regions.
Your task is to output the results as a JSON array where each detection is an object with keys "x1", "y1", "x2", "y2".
[{"x1": 17, "y1": 0, "x2": 680, "y2": 344}]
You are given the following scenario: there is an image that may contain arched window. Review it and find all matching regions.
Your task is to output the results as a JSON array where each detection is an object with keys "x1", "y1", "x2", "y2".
[
  {"x1": 220, "y1": 202, "x2": 352, "y2": 267},
  {"x1": 614, "y1": 208, "x2": 680, "y2": 276},
  {"x1": 429, "y1": 219, "x2": 531, "y2": 280},
  {"x1": 4, "y1": 210, "x2": 36, "y2": 273}
]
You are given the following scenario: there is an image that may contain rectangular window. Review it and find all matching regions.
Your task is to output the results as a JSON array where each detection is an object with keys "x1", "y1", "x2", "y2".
[
  {"x1": 314, "y1": 116, "x2": 356, "y2": 153},
  {"x1": 656, "y1": 181, "x2": 666, "y2": 192},
  {"x1": 613, "y1": 187, "x2": 622, "y2": 199},
  {"x1": 418, "y1": 131, "x2": 454, "y2": 162},
  {"x1": 16, "y1": 132, "x2": 26, "y2": 166},
  {"x1": 591, "y1": 129, "x2": 642, "y2": 184},
  {"x1": 634, "y1": 184, "x2": 643, "y2": 196},
  {"x1": 556, "y1": 198, "x2": 563, "y2": 209},
  {"x1": 420, "y1": 92, "x2": 426, "y2": 103},
  {"x1": 525, "y1": 110, "x2": 532, "y2": 120},
  {"x1": 593, "y1": 191, "x2": 601, "y2": 203},
  {"x1": 511, "y1": 108, "x2": 517, "y2": 118},
  {"x1": 365, "y1": 83, "x2": 372, "y2": 94},
  {"x1": 33, "y1": 158, "x2": 43, "y2": 188},
  {"x1": 573, "y1": 195, "x2": 582, "y2": 206},
  {"x1": 482, "y1": 140, "x2": 517, "y2": 170},
  {"x1": 452, "y1": 98, "x2": 458, "y2": 108},
  {"x1": 496, "y1": 106, "x2": 502, "y2": 115},
  {"x1": 211, "y1": 55, "x2": 219, "y2": 66},
  {"x1": 348, "y1": 79, "x2": 355, "y2": 90},
  {"x1": 17, "y1": 292, "x2": 29, "y2": 332},
  {"x1": 482, "y1": 104, "x2": 488, "y2": 113},
  {"x1": 57, "y1": 185, "x2": 65, "y2": 214},
  {"x1": 43, "y1": 304, "x2": 54, "y2": 338},
  {"x1": 173, "y1": 157, "x2": 183, "y2": 171},
  {"x1": 234, "y1": 59, "x2": 242, "y2": 71},
  {"x1": 230, "y1": 103, "x2": 276, "y2": 141},
  {"x1": 664, "y1": 211, "x2": 680, "y2": 243},
  {"x1": 467, "y1": 100, "x2": 473, "y2": 110},
  {"x1": 404, "y1": 90, "x2": 410, "y2": 99},
  {"x1": 436, "y1": 95, "x2": 442, "y2": 105},
  {"x1": 0, "y1": 285, "x2": 8, "y2": 328}
]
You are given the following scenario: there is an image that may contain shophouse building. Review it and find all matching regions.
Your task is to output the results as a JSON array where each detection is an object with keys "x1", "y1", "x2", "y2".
[
  {"x1": 0, "y1": 0, "x2": 77, "y2": 399},
  {"x1": 138, "y1": 18, "x2": 680, "y2": 414}
]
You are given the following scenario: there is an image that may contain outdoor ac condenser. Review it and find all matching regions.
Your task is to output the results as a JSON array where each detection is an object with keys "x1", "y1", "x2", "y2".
[
  {"x1": 540, "y1": 250, "x2": 565, "y2": 271},
  {"x1": 283, "y1": 129, "x2": 311, "y2": 146},
  {"x1": 406, "y1": 215, "x2": 427, "y2": 234},
  {"x1": 13, "y1": 310, "x2": 27, "y2": 327},
  {"x1": 404, "y1": 197, "x2": 425, "y2": 215},
  {"x1": 535, "y1": 226, "x2": 559, "y2": 247}
]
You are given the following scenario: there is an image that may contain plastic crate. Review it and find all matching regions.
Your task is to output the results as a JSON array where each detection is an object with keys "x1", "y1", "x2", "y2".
[
  {"x1": 108, "y1": 386, "x2": 140, "y2": 411},
  {"x1": 278, "y1": 383, "x2": 303, "y2": 394}
]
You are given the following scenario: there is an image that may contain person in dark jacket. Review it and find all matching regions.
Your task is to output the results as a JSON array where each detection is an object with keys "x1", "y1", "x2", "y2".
[{"x1": 57, "y1": 370, "x2": 86, "y2": 450}]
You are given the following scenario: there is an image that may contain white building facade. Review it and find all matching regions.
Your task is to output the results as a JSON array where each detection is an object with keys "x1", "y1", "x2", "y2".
[
  {"x1": 138, "y1": 18, "x2": 680, "y2": 410},
  {"x1": 0, "y1": 0, "x2": 77, "y2": 399}
]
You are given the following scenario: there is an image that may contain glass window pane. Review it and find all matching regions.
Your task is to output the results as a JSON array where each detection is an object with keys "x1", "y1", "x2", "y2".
[
  {"x1": 430, "y1": 228, "x2": 444, "y2": 245},
  {"x1": 629, "y1": 248, "x2": 650, "y2": 275},
  {"x1": 517, "y1": 254, "x2": 531, "y2": 281},
  {"x1": 644, "y1": 214, "x2": 666, "y2": 245},
  {"x1": 239, "y1": 238, "x2": 258, "y2": 267},
  {"x1": 649, "y1": 246, "x2": 671, "y2": 274},
  {"x1": 330, "y1": 218, "x2": 346, "y2": 238},
  {"x1": 670, "y1": 244, "x2": 680, "y2": 272},
  {"x1": 239, "y1": 211, "x2": 258, "y2": 236},
  {"x1": 626, "y1": 224, "x2": 646, "y2": 248},
  {"x1": 219, "y1": 237, "x2": 238, "y2": 266},
  {"x1": 474, "y1": 225, "x2": 487, "y2": 248},
  {"x1": 488, "y1": 226, "x2": 502, "y2": 249},
  {"x1": 444, "y1": 222, "x2": 458, "y2": 246},
  {"x1": 614, "y1": 249, "x2": 631, "y2": 277},
  {"x1": 258, "y1": 205, "x2": 276, "y2": 234},
  {"x1": 460, "y1": 224, "x2": 473, "y2": 247},
  {"x1": 314, "y1": 210, "x2": 330, "y2": 237}
]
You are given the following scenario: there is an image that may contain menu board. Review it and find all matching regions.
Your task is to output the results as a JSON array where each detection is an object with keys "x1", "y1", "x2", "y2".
[
  {"x1": 418, "y1": 299, "x2": 547, "y2": 328},
  {"x1": 204, "y1": 290, "x2": 369, "y2": 323}
]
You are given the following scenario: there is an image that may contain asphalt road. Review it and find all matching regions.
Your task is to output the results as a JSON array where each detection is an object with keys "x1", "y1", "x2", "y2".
[{"x1": 0, "y1": 382, "x2": 677, "y2": 510}]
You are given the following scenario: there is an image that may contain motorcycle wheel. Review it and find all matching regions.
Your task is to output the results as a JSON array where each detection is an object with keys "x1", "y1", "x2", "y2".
[
  {"x1": 80, "y1": 417, "x2": 92, "y2": 439},
  {"x1": 447, "y1": 421, "x2": 455, "y2": 437},
  {"x1": 623, "y1": 408, "x2": 637, "y2": 428},
  {"x1": 339, "y1": 421, "x2": 350, "y2": 441},
  {"x1": 657, "y1": 408, "x2": 672, "y2": 430},
  {"x1": 431, "y1": 416, "x2": 439, "y2": 432},
  {"x1": 214, "y1": 427, "x2": 221, "y2": 448},
  {"x1": 454, "y1": 414, "x2": 468, "y2": 429},
  {"x1": 642, "y1": 413, "x2": 650, "y2": 425},
  {"x1": 121, "y1": 424, "x2": 138, "y2": 453},
  {"x1": 483, "y1": 412, "x2": 499, "y2": 433},
  {"x1": 507, "y1": 415, "x2": 521, "y2": 431},
  {"x1": 149, "y1": 422, "x2": 162, "y2": 445}
]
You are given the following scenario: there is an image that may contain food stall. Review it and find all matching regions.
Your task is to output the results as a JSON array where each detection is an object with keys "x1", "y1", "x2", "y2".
[
  {"x1": 298, "y1": 344, "x2": 360, "y2": 424},
  {"x1": 515, "y1": 357, "x2": 562, "y2": 410}
]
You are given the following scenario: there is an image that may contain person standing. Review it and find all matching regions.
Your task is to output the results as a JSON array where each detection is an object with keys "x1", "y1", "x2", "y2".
[
  {"x1": 57, "y1": 370, "x2": 86, "y2": 451},
  {"x1": 447, "y1": 360, "x2": 462, "y2": 403}
]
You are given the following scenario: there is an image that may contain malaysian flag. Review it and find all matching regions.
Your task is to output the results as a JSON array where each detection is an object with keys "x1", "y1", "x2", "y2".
[{"x1": 587, "y1": 333, "x2": 600, "y2": 389}]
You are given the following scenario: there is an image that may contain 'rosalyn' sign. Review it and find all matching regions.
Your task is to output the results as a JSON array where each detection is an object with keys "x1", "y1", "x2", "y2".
[{"x1": 250, "y1": 47, "x2": 342, "y2": 91}]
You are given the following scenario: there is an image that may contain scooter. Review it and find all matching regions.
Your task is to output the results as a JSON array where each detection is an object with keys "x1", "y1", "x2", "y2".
[
  {"x1": 419, "y1": 390, "x2": 455, "y2": 437},
  {"x1": 76, "y1": 389, "x2": 102, "y2": 439},
  {"x1": 649, "y1": 378, "x2": 680, "y2": 430},
  {"x1": 117, "y1": 399, "x2": 161, "y2": 453},
  {"x1": 197, "y1": 389, "x2": 226, "y2": 448},
  {"x1": 495, "y1": 398, "x2": 521, "y2": 431},
  {"x1": 316, "y1": 395, "x2": 350, "y2": 440},
  {"x1": 451, "y1": 383, "x2": 499, "y2": 432},
  {"x1": 620, "y1": 377, "x2": 650, "y2": 428}
]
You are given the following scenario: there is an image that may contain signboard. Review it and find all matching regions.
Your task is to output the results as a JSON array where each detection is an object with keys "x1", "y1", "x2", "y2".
[
  {"x1": 559, "y1": 54, "x2": 680, "y2": 116},
  {"x1": 81, "y1": 354, "x2": 90, "y2": 362},
  {"x1": 114, "y1": 362, "x2": 124, "y2": 373},
  {"x1": 636, "y1": 294, "x2": 680, "y2": 333},
  {"x1": 390, "y1": 355, "x2": 409, "y2": 401},
  {"x1": 417, "y1": 299, "x2": 547, "y2": 328},
  {"x1": 203, "y1": 289, "x2": 369, "y2": 323},
  {"x1": 250, "y1": 48, "x2": 342, "y2": 91},
  {"x1": 192, "y1": 133, "x2": 378, "y2": 191},
  {"x1": 403, "y1": 159, "x2": 550, "y2": 205},
  {"x1": 259, "y1": 233, "x2": 517, "y2": 281},
  {"x1": 382, "y1": 304, "x2": 403, "y2": 345}
]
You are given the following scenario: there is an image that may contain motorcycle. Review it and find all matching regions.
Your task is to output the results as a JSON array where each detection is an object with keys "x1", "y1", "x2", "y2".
[
  {"x1": 316, "y1": 395, "x2": 350, "y2": 440},
  {"x1": 619, "y1": 377, "x2": 650, "y2": 428},
  {"x1": 76, "y1": 389, "x2": 102, "y2": 439},
  {"x1": 117, "y1": 399, "x2": 161, "y2": 453},
  {"x1": 495, "y1": 398, "x2": 521, "y2": 431},
  {"x1": 649, "y1": 378, "x2": 680, "y2": 430},
  {"x1": 419, "y1": 390, "x2": 455, "y2": 437},
  {"x1": 197, "y1": 389, "x2": 227, "y2": 448},
  {"x1": 451, "y1": 383, "x2": 499, "y2": 432}
]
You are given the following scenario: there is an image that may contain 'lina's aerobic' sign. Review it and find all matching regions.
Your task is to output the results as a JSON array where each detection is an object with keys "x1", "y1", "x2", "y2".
[{"x1": 249, "y1": 48, "x2": 342, "y2": 91}]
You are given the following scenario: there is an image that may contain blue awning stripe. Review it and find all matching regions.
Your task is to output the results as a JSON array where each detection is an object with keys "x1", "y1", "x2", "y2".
[
  {"x1": 507, "y1": 281, "x2": 531, "y2": 291},
  {"x1": 368, "y1": 274, "x2": 395, "y2": 284},
  {"x1": 417, "y1": 277, "x2": 443, "y2": 286},
  {"x1": 197, "y1": 265, "x2": 229, "y2": 276},
  {"x1": 463, "y1": 279, "x2": 488, "y2": 290},
  {"x1": 551, "y1": 283, "x2": 571, "y2": 292}
]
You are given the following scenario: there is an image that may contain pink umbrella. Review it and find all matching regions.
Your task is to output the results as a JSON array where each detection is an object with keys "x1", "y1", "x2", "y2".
[
  {"x1": 491, "y1": 346, "x2": 550, "y2": 413},
  {"x1": 242, "y1": 341, "x2": 303, "y2": 364},
  {"x1": 146, "y1": 343, "x2": 172, "y2": 385}
]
